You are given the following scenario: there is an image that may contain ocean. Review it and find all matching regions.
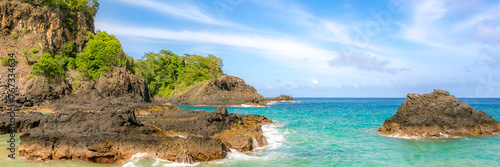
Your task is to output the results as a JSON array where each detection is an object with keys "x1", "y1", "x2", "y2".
[{"x1": 1, "y1": 98, "x2": 500, "y2": 167}]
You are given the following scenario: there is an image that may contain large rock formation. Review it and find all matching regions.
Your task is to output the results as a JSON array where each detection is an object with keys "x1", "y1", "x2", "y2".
[
  {"x1": 51, "y1": 67, "x2": 152, "y2": 111},
  {"x1": 19, "y1": 108, "x2": 227, "y2": 164},
  {"x1": 0, "y1": 0, "x2": 94, "y2": 108},
  {"x1": 18, "y1": 106, "x2": 273, "y2": 164},
  {"x1": 167, "y1": 75, "x2": 265, "y2": 106},
  {"x1": 379, "y1": 90, "x2": 500, "y2": 138},
  {"x1": 138, "y1": 106, "x2": 273, "y2": 152},
  {"x1": 167, "y1": 75, "x2": 297, "y2": 106}
]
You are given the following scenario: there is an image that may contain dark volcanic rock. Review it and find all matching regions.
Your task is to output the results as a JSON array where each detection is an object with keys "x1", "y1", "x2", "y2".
[
  {"x1": 167, "y1": 75, "x2": 265, "y2": 106},
  {"x1": 19, "y1": 106, "x2": 273, "y2": 164},
  {"x1": 19, "y1": 109, "x2": 227, "y2": 164},
  {"x1": 51, "y1": 67, "x2": 152, "y2": 111},
  {"x1": 0, "y1": 112, "x2": 47, "y2": 134},
  {"x1": 378, "y1": 90, "x2": 500, "y2": 138},
  {"x1": 215, "y1": 106, "x2": 228, "y2": 115},
  {"x1": 139, "y1": 107, "x2": 272, "y2": 152}
]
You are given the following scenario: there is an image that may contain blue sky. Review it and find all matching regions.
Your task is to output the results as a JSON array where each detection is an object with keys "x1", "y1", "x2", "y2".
[{"x1": 94, "y1": 0, "x2": 500, "y2": 98}]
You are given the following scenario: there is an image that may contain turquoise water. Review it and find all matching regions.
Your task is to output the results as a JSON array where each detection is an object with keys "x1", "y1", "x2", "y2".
[{"x1": 1, "y1": 98, "x2": 500, "y2": 166}]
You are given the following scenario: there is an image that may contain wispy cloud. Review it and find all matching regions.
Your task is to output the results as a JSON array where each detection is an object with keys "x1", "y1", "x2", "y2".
[
  {"x1": 111, "y1": 0, "x2": 225, "y2": 25},
  {"x1": 401, "y1": 0, "x2": 448, "y2": 48},
  {"x1": 472, "y1": 18, "x2": 500, "y2": 44},
  {"x1": 96, "y1": 22, "x2": 336, "y2": 72},
  {"x1": 328, "y1": 52, "x2": 410, "y2": 74}
]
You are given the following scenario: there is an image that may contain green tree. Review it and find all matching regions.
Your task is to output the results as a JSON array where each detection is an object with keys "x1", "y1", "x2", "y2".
[
  {"x1": 31, "y1": 53, "x2": 64, "y2": 77},
  {"x1": 75, "y1": 31, "x2": 127, "y2": 79},
  {"x1": 137, "y1": 50, "x2": 223, "y2": 97}
]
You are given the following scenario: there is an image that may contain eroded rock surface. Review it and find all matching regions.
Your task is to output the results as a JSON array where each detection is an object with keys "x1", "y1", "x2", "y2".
[
  {"x1": 379, "y1": 90, "x2": 500, "y2": 138},
  {"x1": 19, "y1": 109, "x2": 227, "y2": 164},
  {"x1": 17, "y1": 106, "x2": 273, "y2": 164}
]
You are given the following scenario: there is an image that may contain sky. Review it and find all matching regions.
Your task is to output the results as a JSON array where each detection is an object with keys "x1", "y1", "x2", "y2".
[{"x1": 94, "y1": 0, "x2": 500, "y2": 98}]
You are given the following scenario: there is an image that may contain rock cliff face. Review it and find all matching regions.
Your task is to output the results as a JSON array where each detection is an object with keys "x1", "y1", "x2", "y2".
[
  {"x1": 0, "y1": 0, "x2": 93, "y2": 108},
  {"x1": 51, "y1": 67, "x2": 152, "y2": 111},
  {"x1": 168, "y1": 75, "x2": 265, "y2": 105},
  {"x1": 379, "y1": 90, "x2": 500, "y2": 138}
]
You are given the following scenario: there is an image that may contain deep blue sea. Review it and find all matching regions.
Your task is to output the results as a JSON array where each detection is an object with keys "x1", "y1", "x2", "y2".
[{"x1": 1, "y1": 98, "x2": 500, "y2": 166}]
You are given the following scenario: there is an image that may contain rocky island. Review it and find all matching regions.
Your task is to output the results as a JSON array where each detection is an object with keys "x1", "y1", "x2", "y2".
[
  {"x1": 0, "y1": 0, "x2": 294, "y2": 165},
  {"x1": 379, "y1": 90, "x2": 500, "y2": 138}
]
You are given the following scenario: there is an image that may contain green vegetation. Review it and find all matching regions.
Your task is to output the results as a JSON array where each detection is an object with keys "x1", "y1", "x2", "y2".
[
  {"x1": 1, "y1": 55, "x2": 18, "y2": 66},
  {"x1": 23, "y1": 29, "x2": 29, "y2": 34},
  {"x1": 23, "y1": 48, "x2": 40, "y2": 64},
  {"x1": 136, "y1": 50, "x2": 223, "y2": 97},
  {"x1": 11, "y1": 32, "x2": 17, "y2": 39},
  {"x1": 32, "y1": 53, "x2": 65, "y2": 77},
  {"x1": 75, "y1": 31, "x2": 129, "y2": 79},
  {"x1": 21, "y1": 0, "x2": 99, "y2": 17}
]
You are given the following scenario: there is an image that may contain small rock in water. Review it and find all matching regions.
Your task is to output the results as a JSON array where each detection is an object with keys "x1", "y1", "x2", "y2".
[{"x1": 215, "y1": 107, "x2": 228, "y2": 116}]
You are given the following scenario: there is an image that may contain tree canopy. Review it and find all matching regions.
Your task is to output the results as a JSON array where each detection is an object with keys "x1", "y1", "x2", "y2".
[{"x1": 136, "y1": 50, "x2": 223, "y2": 97}]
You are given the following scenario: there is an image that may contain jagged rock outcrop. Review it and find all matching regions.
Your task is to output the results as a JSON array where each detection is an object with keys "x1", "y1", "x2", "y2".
[
  {"x1": 167, "y1": 75, "x2": 265, "y2": 106},
  {"x1": 17, "y1": 106, "x2": 273, "y2": 164},
  {"x1": 379, "y1": 90, "x2": 500, "y2": 138},
  {"x1": 19, "y1": 109, "x2": 227, "y2": 164},
  {"x1": 51, "y1": 67, "x2": 152, "y2": 111},
  {"x1": 139, "y1": 106, "x2": 273, "y2": 152},
  {"x1": 0, "y1": 0, "x2": 94, "y2": 108}
]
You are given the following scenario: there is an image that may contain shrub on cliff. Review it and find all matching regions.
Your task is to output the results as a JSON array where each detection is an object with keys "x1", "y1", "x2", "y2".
[
  {"x1": 1, "y1": 55, "x2": 18, "y2": 66},
  {"x1": 32, "y1": 53, "x2": 65, "y2": 77},
  {"x1": 136, "y1": 50, "x2": 223, "y2": 97},
  {"x1": 20, "y1": 0, "x2": 99, "y2": 17},
  {"x1": 75, "y1": 31, "x2": 129, "y2": 79}
]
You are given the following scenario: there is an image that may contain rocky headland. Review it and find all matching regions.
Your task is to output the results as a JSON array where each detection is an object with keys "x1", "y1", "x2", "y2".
[
  {"x1": 0, "y1": 0, "x2": 281, "y2": 165},
  {"x1": 167, "y1": 74, "x2": 296, "y2": 106},
  {"x1": 379, "y1": 90, "x2": 500, "y2": 138}
]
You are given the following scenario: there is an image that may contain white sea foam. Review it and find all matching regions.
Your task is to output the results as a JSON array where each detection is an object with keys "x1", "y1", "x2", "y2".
[
  {"x1": 122, "y1": 153, "x2": 199, "y2": 167},
  {"x1": 232, "y1": 104, "x2": 267, "y2": 108},
  {"x1": 121, "y1": 122, "x2": 286, "y2": 167},
  {"x1": 256, "y1": 122, "x2": 286, "y2": 150},
  {"x1": 385, "y1": 130, "x2": 461, "y2": 139},
  {"x1": 266, "y1": 101, "x2": 277, "y2": 105}
]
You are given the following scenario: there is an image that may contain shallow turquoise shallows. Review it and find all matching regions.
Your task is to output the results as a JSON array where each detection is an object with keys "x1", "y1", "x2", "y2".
[{"x1": 1, "y1": 98, "x2": 499, "y2": 167}]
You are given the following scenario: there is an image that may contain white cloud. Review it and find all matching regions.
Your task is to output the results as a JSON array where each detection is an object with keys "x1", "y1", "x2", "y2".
[
  {"x1": 111, "y1": 0, "x2": 226, "y2": 25},
  {"x1": 311, "y1": 78, "x2": 319, "y2": 85},
  {"x1": 96, "y1": 22, "x2": 336, "y2": 72},
  {"x1": 402, "y1": 0, "x2": 448, "y2": 48}
]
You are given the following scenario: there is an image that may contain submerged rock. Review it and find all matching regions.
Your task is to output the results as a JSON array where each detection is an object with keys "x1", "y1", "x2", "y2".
[{"x1": 378, "y1": 90, "x2": 500, "y2": 138}]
